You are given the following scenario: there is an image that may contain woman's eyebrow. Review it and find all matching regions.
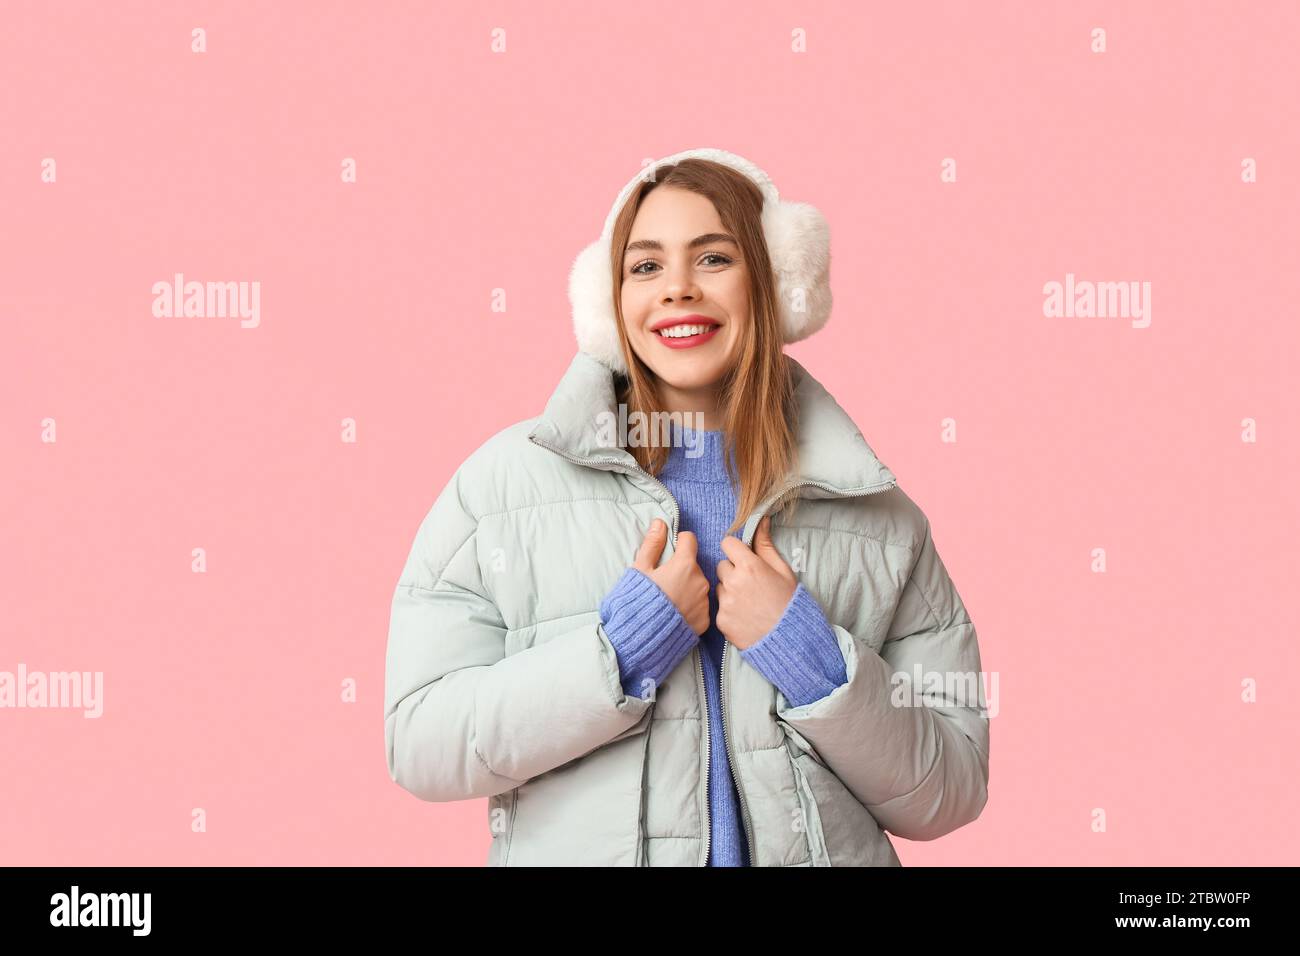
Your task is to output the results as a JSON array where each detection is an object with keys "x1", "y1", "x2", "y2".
[{"x1": 624, "y1": 233, "x2": 738, "y2": 255}]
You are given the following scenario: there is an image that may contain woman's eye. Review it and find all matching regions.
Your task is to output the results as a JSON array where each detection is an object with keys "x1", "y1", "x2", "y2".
[{"x1": 630, "y1": 253, "x2": 732, "y2": 276}]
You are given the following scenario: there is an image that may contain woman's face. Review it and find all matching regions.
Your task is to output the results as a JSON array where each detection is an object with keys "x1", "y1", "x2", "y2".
[{"x1": 619, "y1": 186, "x2": 749, "y2": 395}]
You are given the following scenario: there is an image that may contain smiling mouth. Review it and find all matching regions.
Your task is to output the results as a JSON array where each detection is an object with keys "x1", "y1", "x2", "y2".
[
  {"x1": 656, "y1": 323, "x2": 719, "y2": 339},
  {"x1": 654, "y1": 323, "x2": 722, "y2": 349}
]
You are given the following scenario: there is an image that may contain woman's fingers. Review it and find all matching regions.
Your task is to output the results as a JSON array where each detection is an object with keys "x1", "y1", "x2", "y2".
[
  {"x1": 631, "y1": 524, "x2": 713, "y2": 635},
  {"x1": 672, "y1": 530, "x2": 698, "y2": 562},
  {"x1": 632, "y1": 518, "x2": 668, "y2": 572}
]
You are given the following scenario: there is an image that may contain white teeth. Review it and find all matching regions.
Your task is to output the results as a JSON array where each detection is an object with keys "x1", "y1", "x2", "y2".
[{"x1": 657, "y1": 324, "x2": 715, "y2": 338}]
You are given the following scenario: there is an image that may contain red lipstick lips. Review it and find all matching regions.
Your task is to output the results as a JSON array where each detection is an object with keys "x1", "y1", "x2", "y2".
[{"x1": 650, "y1": 314, "x2": 721, "y2": 350}]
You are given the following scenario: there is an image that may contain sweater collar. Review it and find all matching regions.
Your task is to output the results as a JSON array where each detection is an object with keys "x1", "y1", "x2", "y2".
[
  {"x1": 527, "y1": 351, "x2": 897, "y2": 516},
  {"x1": 657, "y1": 424, "x2": 736, "y2": 485}
]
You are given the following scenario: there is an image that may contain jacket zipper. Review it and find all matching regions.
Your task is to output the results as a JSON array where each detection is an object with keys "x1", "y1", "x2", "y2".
[
  {"x1": 695, "y1": 646, "x2": 712, "y2": 865},
  {"x1": 717, "y1": 641, "x2": 749, "y2": 864}
]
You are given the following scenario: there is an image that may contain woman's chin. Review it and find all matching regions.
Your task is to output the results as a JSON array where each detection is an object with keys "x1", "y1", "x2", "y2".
[{"x1": 649, "y1": 361, "x2": 728, "y2": 392}]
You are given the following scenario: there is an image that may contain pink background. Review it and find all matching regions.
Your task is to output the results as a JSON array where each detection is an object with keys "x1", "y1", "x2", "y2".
[{"x1": 3, "y1": 0, "x2": 1297, "y2": 866}]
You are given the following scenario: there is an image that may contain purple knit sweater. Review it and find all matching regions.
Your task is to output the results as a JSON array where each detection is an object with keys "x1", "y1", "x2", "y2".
[{"x1": 598, "y1": 423, "x2": 848, "y2": 866}]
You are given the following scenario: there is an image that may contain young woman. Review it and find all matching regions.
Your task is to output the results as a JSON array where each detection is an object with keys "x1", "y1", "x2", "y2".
[{"x1": 384, "y1": 148, "x2": 990, "y2": 867}]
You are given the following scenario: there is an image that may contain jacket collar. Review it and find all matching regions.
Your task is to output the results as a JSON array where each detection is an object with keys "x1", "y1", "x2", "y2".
[{"x1": 527, "y1": 351, "x2": 897, "y2": 521}]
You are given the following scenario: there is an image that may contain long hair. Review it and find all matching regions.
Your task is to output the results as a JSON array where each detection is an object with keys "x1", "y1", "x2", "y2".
[{"x1": 608, "y1": 158, "x2": 801, "y2": 536}]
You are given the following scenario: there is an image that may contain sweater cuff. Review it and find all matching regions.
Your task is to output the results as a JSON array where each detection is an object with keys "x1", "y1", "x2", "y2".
[
  {"x1": 739, "y1": 583, "x2": 847, "y2": 707},
  {"x1": 599, "y1": 566, "x2": 699, "y2": 701}
]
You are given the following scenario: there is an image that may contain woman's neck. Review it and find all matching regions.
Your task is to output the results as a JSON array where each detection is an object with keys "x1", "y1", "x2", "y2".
[{"x1": 655, "y1": 382, "x2": 723, "y2": 431}]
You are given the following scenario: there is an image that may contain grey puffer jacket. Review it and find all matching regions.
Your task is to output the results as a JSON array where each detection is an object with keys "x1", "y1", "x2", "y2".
[{"x1": 384, "y1": 350, "x2": 990, "y2": 865}]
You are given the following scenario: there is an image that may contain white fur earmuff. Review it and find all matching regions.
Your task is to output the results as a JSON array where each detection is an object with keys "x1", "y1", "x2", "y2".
[{"x1": 568, "y1": 147, "x2": 832, "y2": 376}]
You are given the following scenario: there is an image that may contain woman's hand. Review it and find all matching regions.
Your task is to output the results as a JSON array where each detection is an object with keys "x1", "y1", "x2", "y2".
[
  {"x1": 716, "y1": 516, "x2": 798, "y2": 649},
  {"x1": 633, "y1": 519, "x2": 711, "y2": 636}
]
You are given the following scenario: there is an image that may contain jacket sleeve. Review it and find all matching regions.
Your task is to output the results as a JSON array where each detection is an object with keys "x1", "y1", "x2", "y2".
[
  {"x1": 384, "y1": 467, "x2": 655, "y2": 803},
  {"x1": 773, "y1": 516, "x2": 990, "y2": 841}
]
